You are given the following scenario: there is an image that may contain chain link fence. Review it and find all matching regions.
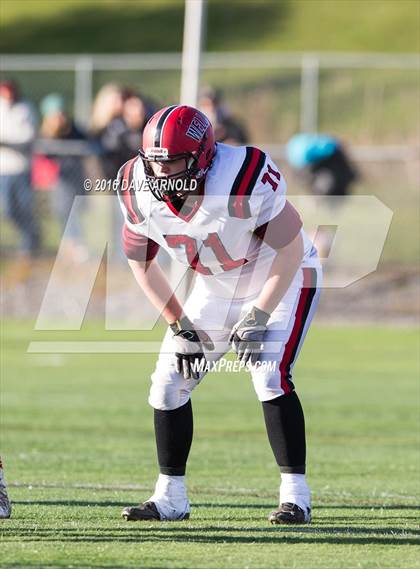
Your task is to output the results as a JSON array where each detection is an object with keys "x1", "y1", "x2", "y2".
[{"x1": 0, "y1": 51, "x2": 418, "y2": 266}]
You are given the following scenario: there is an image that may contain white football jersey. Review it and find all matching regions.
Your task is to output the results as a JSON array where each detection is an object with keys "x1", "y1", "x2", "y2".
[{"x1": 118, "y1": 143, "x2": 318, "y2": 297}]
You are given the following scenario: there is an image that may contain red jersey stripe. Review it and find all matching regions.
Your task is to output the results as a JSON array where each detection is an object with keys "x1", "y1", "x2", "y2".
[
  {"x1": 279, "y1": 268, "x2": 314, "y2": 394},
  {"x1": 229, "y1": 147, "x2": 266, "y2": 218}
]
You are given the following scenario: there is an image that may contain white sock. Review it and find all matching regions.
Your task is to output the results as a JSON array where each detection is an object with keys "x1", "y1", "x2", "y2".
[
  {"x1": 280, "y1": 473, "x2": 311, "y2": 511},
  {"x1": 151, "y1": 474, "x2": 187, "y2": 500},
  {"x1": 149, "y1": 474, "x2": 189, "y2": 520}
]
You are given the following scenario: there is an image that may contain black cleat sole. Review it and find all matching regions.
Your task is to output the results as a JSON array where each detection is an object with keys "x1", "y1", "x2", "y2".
[
  {"x1": 121, "y1": 501, "x2": 190, "y2": 522},
  {"x1": 268, "y1": 503, "x2": 311, "y2": 525}
]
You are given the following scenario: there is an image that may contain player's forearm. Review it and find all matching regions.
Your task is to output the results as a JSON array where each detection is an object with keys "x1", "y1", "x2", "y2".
[
  {"x1": 128, "y1": 258, "x2": 183, "y2": 324},
  {"x1": 254, "y1": 232, "x2": 304, "y2": 315}
]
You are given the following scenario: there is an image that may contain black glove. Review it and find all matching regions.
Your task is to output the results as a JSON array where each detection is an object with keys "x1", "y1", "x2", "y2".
[
  {"x1": 170, "y1": 316, "x2": 214, "y2": 380},
  {"x1": 229, "y1": 306, "x2": 270, "y2": 365}
]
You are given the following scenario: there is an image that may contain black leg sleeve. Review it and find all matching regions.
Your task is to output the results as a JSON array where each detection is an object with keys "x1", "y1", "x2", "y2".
[
  {"x1": 154, "y1": 399, "x2": 193, "y2": 476},
  {"x1": 262, "y1": 391, "x2": 306, "y2": 474}
]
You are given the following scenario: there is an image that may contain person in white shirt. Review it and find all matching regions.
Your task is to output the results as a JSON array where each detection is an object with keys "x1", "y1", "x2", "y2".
[{"x1": 0, "y1": 80, "x2": 40, "y2": 256}]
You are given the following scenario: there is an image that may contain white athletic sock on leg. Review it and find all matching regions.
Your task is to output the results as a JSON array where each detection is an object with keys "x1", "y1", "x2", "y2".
[
  {"x1": 152, "y1": 474, "x2": 187, "y2": 500},
  {"x1": 149, "y1": 474, "x2": 189, "y2": 520},
  {"x1": 280, "y1": 473, "x2": 311, "y2": 511}
]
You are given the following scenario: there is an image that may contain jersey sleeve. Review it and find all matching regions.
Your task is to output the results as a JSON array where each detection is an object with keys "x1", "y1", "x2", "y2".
[
  {"x1": 250, "y1": 153, "x2": 287, "y2": 224},
  {"x1": 116, "y1": 158, "x2": 158, "y2": 261},
  {"x1": 116, "y1": 157, "x2": 144, "y2": 226},
  {"x1": 253, "y1": 200, "x2": 303, "y2": 249},
  {"x1": 122, "y1": 223, "x2": 159, "y2": 262},
  {"x1": 249, "y1": 152, "x2": 302, "y2": 249}
]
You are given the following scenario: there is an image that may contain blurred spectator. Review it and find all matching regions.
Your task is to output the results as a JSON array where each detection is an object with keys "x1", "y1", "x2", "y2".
[
  {"x1": 91, "y1": 85, "x2": 156, "y2": 261},
  {"x1": 91, "y1": 85, "x2": 155, "y2": 180},
  {"x1": 286, "y1": 133, "x2": 358, "y2": 197},
  {"x1": 119, "y1": 92, "x2": 150, "y2": 159},
  {"x1": 90, "y1": 83, "x2": 125, "y2": 179},
  {"x1": 0, "y1": 80, "x2": 40, "y2": 257},
  {"x1": 286, "y1": 133, "x2": 358, "y2": 258},
  {"x1": 199, "y1": 86, "x2": 248, "y2": 145},
  {"x1": 90, "y1": 83, "x2": 124, "y2": 135},
  {"x1": 38, "y1": 93, "x2": 88, "y2": 261}
]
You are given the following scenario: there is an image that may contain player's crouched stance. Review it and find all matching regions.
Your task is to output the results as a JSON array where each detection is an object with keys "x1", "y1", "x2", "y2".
[
  {"x1": 0, "y1": 457, "x2": 12, "y2": 519},
  {"x1": 118, "y1": 105, "x2": 321, "y2": 525}
]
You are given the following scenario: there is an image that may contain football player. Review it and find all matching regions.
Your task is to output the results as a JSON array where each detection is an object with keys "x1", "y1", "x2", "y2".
[
  {"x1": 0, "y1": 456, "x2": 11, "y2": 518},
  {"x1": 118, "y1": 105, "x2": 322, "y2": 524}
]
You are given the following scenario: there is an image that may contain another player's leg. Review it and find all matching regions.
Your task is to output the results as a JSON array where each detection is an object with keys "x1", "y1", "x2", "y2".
[
  {"x1": 0, "y1": 457, "x2": 12, "y2": 519},
  {"x1": 250, "y1": 267, "x2": 321, "y2": 524}
]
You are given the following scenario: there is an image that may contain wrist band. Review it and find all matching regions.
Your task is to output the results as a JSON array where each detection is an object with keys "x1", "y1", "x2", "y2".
[
  {"x1": 170, "y1": 315, "x2": 193, "y2": 334},
  {"x1": 249, "y1": 306, "x2": 271, "y2": 326}
]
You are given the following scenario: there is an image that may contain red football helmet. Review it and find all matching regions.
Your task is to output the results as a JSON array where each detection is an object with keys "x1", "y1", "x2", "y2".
[{"x1": 140, "y1": 105, "x2": 216, "y2": 201}]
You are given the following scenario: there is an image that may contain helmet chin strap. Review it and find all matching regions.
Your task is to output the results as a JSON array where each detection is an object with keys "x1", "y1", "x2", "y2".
[
  {"x1": 146, "y1": 174, "x2": 197, "y2": 203},
  {"x1": 143, "y1": 156, "x2": 199, "y2": 202},
  {"x1": 141, "y1": 143, "x2": 215, "y2": 203}
]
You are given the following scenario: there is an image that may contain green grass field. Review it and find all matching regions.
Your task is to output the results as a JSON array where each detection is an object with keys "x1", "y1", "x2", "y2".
[{"x1": 1, "y1": 322, "x2": 419, "y2": 568}]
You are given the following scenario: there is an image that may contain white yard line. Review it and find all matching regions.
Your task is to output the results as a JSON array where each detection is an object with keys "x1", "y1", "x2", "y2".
[{"x1": 8, "y1": 481, "x2": 419, "y2": 502}]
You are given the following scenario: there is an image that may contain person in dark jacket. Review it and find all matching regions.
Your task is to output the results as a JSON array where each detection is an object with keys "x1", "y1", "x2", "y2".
[
  {"x1": 92, "y1": 87, "x2": 156, "y2": 180},
  {"x1": 286, "y1": 133, "x2": 357, "y2": 198},
  {"x1": 39, "y1": 93, "x2": 88, "y2": 261},
  {"x1": 199, "y1": 86, "x2": 248, "y2": 145},
  {"x1": 286, "y1": 133, "x2": 358, "y2": 259},
  {"x1": 91, "y1": 88, "x2": 156, "y2": 261}
]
